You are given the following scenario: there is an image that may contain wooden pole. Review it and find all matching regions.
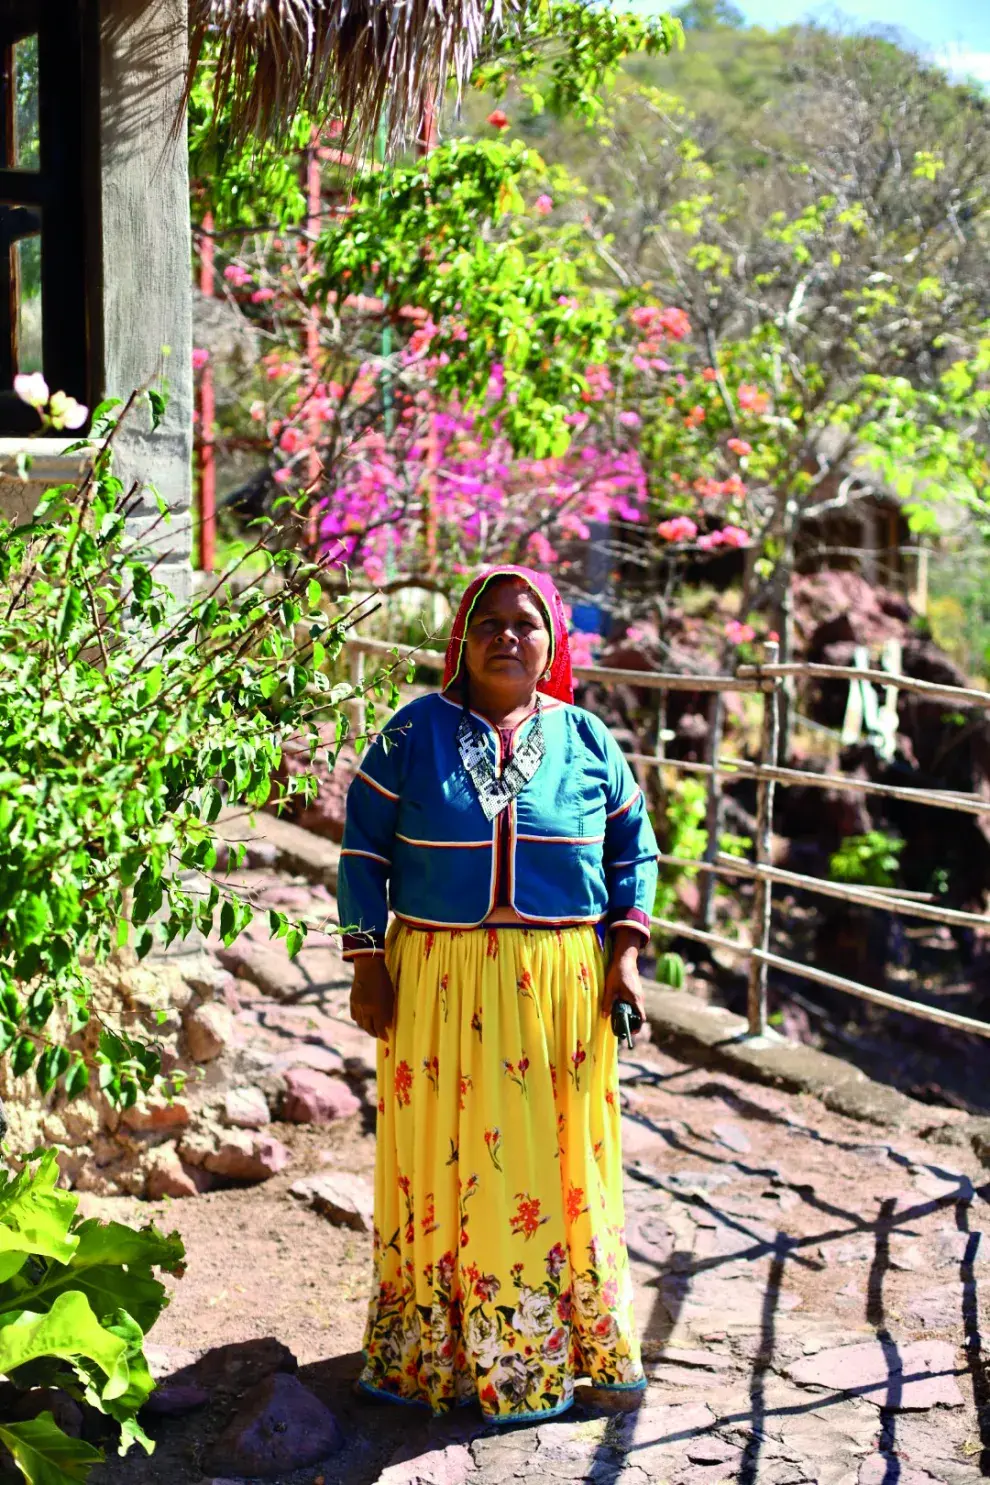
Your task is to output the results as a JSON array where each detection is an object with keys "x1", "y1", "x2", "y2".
[
  {"x1": 747, "y1": 640, "x2": 780, "y2": 1036},
  {"x1": 698, "y1": 691, "x2": 725, "y2": 931},
  {"x1": 418, "y1": 91, "x2": 438, "y2": 576},
  {"x1": 304, "y1": 129, "x2": 322, "y2": 551},
  {"x1": 197, "y1": 210, "x2": 216, "y2": 573}
]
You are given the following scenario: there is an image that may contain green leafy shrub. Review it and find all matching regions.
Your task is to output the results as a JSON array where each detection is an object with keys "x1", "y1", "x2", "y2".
[
  {"x1": 0, "y1": 1149, "x2": 184, "y2": 1483},
  {"x1": 828, "y1": 832, "x2": 904, "y2": 889},
  {"x1": 0, "y1": 391, "x2": 381, "y2": 1107}
]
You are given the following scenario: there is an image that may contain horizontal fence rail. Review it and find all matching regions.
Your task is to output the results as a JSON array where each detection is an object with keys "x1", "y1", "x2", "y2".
[{"x1": 346, "y1": 633, "x2": 990, "y2": 1044}]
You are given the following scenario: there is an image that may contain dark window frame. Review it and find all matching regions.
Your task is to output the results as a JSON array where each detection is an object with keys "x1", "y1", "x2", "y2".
[{"x1": 0, "y1": 0, "x2": 99, "y2": 434}]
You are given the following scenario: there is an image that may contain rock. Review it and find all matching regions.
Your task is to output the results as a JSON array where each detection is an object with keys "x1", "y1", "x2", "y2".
[
  {"x1": 786, "y1": 1340, "x2": 965, "y2": 1410},
  {"x1": 290, "y1": 1172, "x2": 374, "y2": 1232},
  {"x1": 616, "y1": 1403, "x2": 717, "y2": 1475},
  {"x1": 188, "y1": 1338, "x2": 297, "y2": 1394},
  {"x1": 711, "y1": 1120, "x2": 753, "y2": 1154},
  {"x1": 224, "y1": 1087, "x2": 271, "y2": 1129},
  {"x1": 204, "y1": 1371, "x2": 342, "y2": 1478},
  {"x1": 204, "y1": 1130, "x2": 291, "y2": 1183},
  {"x1": 122, "y1": 1097, "x2": 191, "y2": 1132},
  {"x1": 181, "y1": 956, "x2": 239, "y2": 1004},
  {"x1": 378, "y1": 1443, "x2": 477, "y2": 1485},
  {"x1": 145, "y1": 1144, "x2": 202, "y2": 1200},
  {"x1": 269, "y1": 1044, "x2": 346, "y2": 1078},
  {"x1": 9, "y1": 1387, "x2": 84, "y2": 1437},
  {"x1": 142, "y1": 1382, "x2": 211, "y2": 1417},
  {"x1": 179, "y1": 1127, "x2": 221, "y2": 1167},
  {"x1": 184, "y1": 1002, "x2": 234, "y2": 1062},
  {"x1": 858, "y1": 1458, "x2": 946, "y2": 1485},
  {"x1": 685, "y1": 1436, "x2": 744, "y2": 1465},
  {"x1": 216, "y1": 938, "x2": 307, "y2": 1001},
  {"x1": 283, "y1": 1068, "x2": 361, "y2": 1124}
]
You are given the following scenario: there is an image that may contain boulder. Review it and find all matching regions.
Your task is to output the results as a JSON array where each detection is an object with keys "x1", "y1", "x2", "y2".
[
  {"x1": 142, "y1": 1382, "x2": 211, "y2": 1417},
  {"x1": 187, "y1": 1337, "x2": 297, "y2": 1394},
  {"x1": 290, "y1": 1171, "x2": 374, "y2": 1232},
  {"x1": 122, "y1": 1097, "x2": 191, "y2": 1133},
  {"x1": 283, "y1": 1068, "x2": 361, "y2": 1125},
  {"x1": 184, "y1": 1002, "x2": 234, "y2": 1063},
  {"x1": 204, "y1": 1372, "x2": 343, "y2": 1478},
  {"x1": 223, "y1": 1087, "x2": 271, "y2": 1129},
  {"x1": 216, "y1": 938, "x2": 307, "y2": 1001},
  {"x1": 269, "y1": 1044, "x2": 345, "y2": 1078},
  {"x1": 144, "y1": 1144, "x2": 202, "y2": 1200},
  {"x1": 204, "y1": 1131, "x2": 291, "y2": 1183}
]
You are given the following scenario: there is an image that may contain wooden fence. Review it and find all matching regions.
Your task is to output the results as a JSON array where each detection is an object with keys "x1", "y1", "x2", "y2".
[{"x1": 347, "y1": 636, "x2": 990, "y2": 1045}]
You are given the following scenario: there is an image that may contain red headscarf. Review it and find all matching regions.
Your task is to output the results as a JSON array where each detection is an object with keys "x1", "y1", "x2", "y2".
[{"x1": 442, "y1": 565, "x2": 574, "y2": 705}]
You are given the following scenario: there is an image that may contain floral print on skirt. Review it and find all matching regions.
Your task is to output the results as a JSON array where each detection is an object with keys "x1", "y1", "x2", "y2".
[{"x1": 358, "y1": 922, "x2": 645, "y2": 1422}]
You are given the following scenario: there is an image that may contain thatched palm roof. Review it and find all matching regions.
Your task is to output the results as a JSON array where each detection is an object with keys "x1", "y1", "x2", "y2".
[{"x1": 189, "y1": 0, "x2": 505, "y2": 149}]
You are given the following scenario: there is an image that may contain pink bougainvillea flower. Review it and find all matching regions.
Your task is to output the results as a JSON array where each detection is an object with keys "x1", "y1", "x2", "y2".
[
  {"x1": 569, "y1": 631, "x2": 598, "y2": 668},
  {"x1": 658, "y1": 306, "x2": 691, "y2": 341},
  {"x1": 630, "y1": 305, "x2": 659, "y2": 330},
  {"x1": 684, "y1": 405, "x2": 706, "y2": 429},
  {"x1": 618, "y1": 410, "x2": 641, "y2": 428},
  {"x1": 223, "y1": 264, "x2": 252, "y2": 288},
  {"x1": 48, "y1": 390, "x2": 88, "y2": 430},
  {"x1": 727, "y1": 437, "x2": 752, "y2": 456},
  {"x1": 272, "y1": 467, "x2": 293, "y2": 486},
  {"x1": 249, "y1": 400, "x2": 266, "y2": 422},
  {"x1": 251, "y1": 287, "x2": 276, "y2": 304},
  {"x1": 13, "y1": 371, "x2": 49, "y2": 409},
  {"x1": 278, "y1": 426, "x2": 303, "y2": 455},
  {"x1": 191, "y1": 347, "x2": 210, "y2": 371},
  {"x1": 657, "y1": 516, "x2": 698, "y2": 543},
  {"x1": 737, "y1": 383, "x2": 770, "y2": 414},
  {"x1": 702, "y1": 367, "x2": 718, "y2": 382},
  {"x1": 767, "y1": 630, "x2": 780, "y2": 643},
  {"x1": 719, "y1": 525, "x2": 751, "y2": 548},
  {"x1": 534, "y1": 193, "x2": 553, "y2": 215},
  {"x1": 486, "y1": 109, "x2": 510, "y2": 130},
  {"x1": 725, "y1": 619, "x2": 756, "y2": 645}
]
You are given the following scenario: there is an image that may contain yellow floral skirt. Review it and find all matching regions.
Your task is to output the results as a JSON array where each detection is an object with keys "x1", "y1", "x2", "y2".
[{"x1": 358, "y1": 922, "x2": 644, "y2": 1422}]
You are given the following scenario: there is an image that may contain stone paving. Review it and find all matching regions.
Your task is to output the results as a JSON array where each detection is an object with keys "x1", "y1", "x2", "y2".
[
  {"x1": 83, "y1": 859, "x2": 990, "y2": 1485},
  {"x1": 360, "y1": 1047, "x2": 989, "y2": 1485}
]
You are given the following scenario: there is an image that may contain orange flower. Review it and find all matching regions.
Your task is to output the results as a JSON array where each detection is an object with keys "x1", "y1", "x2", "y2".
[{"x1": 395, "y1": 1060, "x2": 413, "y2": 1107}]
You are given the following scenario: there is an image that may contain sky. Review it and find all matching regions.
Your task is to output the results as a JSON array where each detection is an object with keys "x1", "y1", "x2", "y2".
[{"x1": 639, "y1": 1, "x2": 990, "y2": 83}]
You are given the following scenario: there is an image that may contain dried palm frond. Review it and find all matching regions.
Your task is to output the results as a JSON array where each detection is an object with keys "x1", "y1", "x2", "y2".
[{"x1": 189, "y1": 0, "x2": 509, "y2": 152}]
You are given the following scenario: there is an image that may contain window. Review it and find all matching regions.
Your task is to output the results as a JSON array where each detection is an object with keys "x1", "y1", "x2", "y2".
[{"x1": 0, "y1": 2, "x2": 97, "y2": 433}]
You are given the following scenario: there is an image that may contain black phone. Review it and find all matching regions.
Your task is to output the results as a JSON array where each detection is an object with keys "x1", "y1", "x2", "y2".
[{"x1": 610, "y1": 999, "x2": 643, "y2": 1051}]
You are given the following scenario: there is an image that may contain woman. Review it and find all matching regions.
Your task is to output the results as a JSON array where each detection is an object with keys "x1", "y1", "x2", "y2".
[{"x1": 338, "y1": 565, "x2": 658, "y2": 1423}]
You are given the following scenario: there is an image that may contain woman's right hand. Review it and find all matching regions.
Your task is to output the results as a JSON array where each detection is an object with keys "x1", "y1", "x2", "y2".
[{"x1": 350, "y1": 957, "x2": 396, "y2": 1041}]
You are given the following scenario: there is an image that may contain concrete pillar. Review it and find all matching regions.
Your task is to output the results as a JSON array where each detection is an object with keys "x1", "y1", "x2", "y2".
[
  {"x1": 99, "y1": 0, "x2": 193, "y2": 600},
  {"x1": 0, "y1": 0, "x2": 194, "y2": 600}
]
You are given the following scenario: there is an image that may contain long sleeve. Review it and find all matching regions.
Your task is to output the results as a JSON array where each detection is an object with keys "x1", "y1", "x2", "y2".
[
  {"x1": 602, "y1": 730, "x2": 658, "y2": 942},
  {"x1": 338, "y1": 727, "x2": 403, "y2": 960}
]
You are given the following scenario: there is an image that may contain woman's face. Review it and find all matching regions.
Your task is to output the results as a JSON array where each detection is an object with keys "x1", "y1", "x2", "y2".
[{"x1": 463, "y1": 579, "x2": 551, "y2": 701}]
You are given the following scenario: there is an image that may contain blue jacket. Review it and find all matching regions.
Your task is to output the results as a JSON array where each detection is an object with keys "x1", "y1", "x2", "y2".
[{"x1": 338, "y1": 692, "x2": 659, "y2": 956}]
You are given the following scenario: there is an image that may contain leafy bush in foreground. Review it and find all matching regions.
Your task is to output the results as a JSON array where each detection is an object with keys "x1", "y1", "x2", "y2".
[{"x1": 0, "y1": 1149, "x2": 184, "y2": 1483}]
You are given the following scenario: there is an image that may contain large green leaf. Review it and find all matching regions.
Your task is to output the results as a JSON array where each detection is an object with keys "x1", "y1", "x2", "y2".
[
  {"x1": 18, "y1": 1220, "x2": 185, "y2": 1333},
  {"x1": 0, "y1": 1292, "x2": 129, "y2": 1400},
  {"x1": 0, "y1": 1155, "x2": 78, "y2": 1295},
  {"x1": 0, "y1": 1413, "x2": 103, "y2": 1485}
]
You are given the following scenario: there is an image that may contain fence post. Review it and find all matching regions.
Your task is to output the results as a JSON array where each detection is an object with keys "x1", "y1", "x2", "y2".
[
  {"x1": 698, "y1": 691, "x2": 725, "y2": 931},
  {"x1": 747, "y1": 640, "x2": 781, "y2": 1037},
  {"x1": 349, "y1": 644, "x2": 366, "y2": 738}
]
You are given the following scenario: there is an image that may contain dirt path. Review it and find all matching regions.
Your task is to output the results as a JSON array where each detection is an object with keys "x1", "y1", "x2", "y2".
[{"x1": 87, "y1": 1013, "x2": 989, "y2": 1485}]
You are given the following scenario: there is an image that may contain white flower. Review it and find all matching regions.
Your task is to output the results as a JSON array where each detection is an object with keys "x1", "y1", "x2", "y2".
[
  {"x1": 491, "y1": 1353, "x2": 532, "y2": 1405},
  {"x1": 573, "y1": 1275, "x2": 600, "y2": 1320},
  {"x1": 466, "y1": 1309, "x2": 501, "y2": 1369},
  {"x1": 512, "y1": 1286, "x2": 554, "y2": 1338},
  {"x1": 13, "y1": 372, "x2": 49, "y2": 409},
  {"x1": 614, "y1": 1354, "x2": 643, "y2": 1384},
  {"x1": 542, "y1": 1326, "x2": 569, "y2": 1365},
  {"x1": 48, "y1": 391, "x2": 88, "y2": 430}
]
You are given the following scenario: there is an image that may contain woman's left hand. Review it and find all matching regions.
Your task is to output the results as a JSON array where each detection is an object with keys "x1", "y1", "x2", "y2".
[{"x1": 602, "y1": 931, "x2": 645, "y2": 1021}]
